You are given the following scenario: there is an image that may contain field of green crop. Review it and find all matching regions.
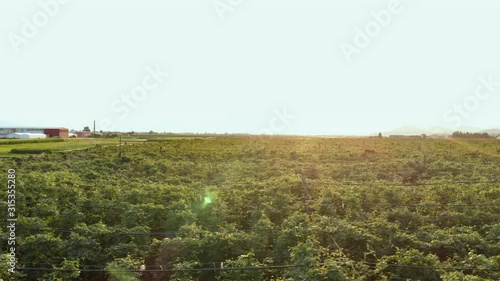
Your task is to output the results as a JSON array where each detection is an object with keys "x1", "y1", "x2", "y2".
[
  {"x1": 0, "y1": 137, "x2": 498, "y2": 280},
  {"x1": 0, "y1": 138, "x2": 145, "y2": 158}
]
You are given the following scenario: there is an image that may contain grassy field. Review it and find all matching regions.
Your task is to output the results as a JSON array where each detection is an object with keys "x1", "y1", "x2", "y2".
[
  {"x1": 0, "y1": 135, "x2": 212, "y2": 158},
  {"x1": 0, "y1": 138, "x2": 146, "y2": 158}
]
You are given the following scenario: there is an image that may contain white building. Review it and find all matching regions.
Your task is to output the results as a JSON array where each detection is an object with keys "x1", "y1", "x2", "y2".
[
  {"x1": 1, "y1": 127, "x2": 44, "y2": 138},
  {"x1": 0, "y1": 126, "x2": 68, "y2": 138},
  {"x1": 6, "y1": 133, "x2": 47, "y2": 139}
]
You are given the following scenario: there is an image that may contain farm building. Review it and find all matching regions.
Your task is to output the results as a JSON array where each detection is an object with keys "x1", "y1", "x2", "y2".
[
  {"x1": 6, "y1": 133, "x2": 47, "y2": 139},
  {"x1": 0, "y1": 127, "x2": 69, "y2": 138},
  {"x1": 72, "y1": 131, "x2": 93, "y2": 138},
  {"x1": 44, "y1": 128, "x2": 69, "y2": 138},
  {"x1": 389, "y1": 134, "x2": 427, "y2": 139}
]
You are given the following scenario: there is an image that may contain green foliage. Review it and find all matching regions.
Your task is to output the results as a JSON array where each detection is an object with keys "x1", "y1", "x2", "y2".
[
  {"x1": 0, "y1": 137, "x2": 498, "y2": 280},
  {"x1": 219, "y1": 252, "x2": 264, "y2": 281},
  {"x1": 0, "y1": 138, "x2": 64, "y2": 145},
  {"x1": 106, "y1": 256, "x2": 141, "y2": 281},
  {"x1": 45, "y1": 259, "x2": 81, "y2": 281},
  {"x1": 0, "y1": 253, "x2": 27, "y2": 281},
  {"x1": 287, "y1": 239, "x2": 356, "y2": 280},
  {"x1": 375, "y1": 249, "x2": 441, "y2": 280},
  {"x1": 11, "y1": 148, "x2": 52, "y2": 154}
]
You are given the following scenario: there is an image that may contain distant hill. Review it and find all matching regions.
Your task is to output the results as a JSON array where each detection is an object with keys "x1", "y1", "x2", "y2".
[
  {"x1": 379, "y1": 126, "x2": 500, "y2": 137},
  {"x1": 479, "y1": 128, "x2": 500, "y2": 137}
]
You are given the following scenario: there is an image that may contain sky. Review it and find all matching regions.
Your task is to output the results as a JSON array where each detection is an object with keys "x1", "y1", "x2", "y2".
[{"x1": 1, "y1": 0, "x2": 499, "y2": 135}]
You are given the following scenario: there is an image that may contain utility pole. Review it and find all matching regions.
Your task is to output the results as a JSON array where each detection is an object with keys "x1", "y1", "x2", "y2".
[
  {"x1": 300, "y1": 174, "x2": 310, "y2": 215},
  {"x1": 300, "y1": 173, "x2": 312, "y2": 242},
  {"x1": 93, "y1": 120, "x2": 96, "y2": 137},
  {"x1": 118, "y1": 136, "x2": 122, "y2": 158}
]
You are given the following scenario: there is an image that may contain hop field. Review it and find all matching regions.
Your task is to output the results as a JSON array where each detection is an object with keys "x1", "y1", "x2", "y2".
[{"x1": 0, "y1": 137, "x2": 499, "y2": 280}]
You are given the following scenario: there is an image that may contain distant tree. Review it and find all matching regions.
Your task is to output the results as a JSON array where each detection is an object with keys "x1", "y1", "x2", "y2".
[
  {"x1": 83, "y1": 126, "x2": 91, "y2": 132},
  {"x1": 378, "y1": 132, "x2": 382, "y2": 138},
  {"x1": 451, "y1": 131, "x2": 491, "y2": 139}
]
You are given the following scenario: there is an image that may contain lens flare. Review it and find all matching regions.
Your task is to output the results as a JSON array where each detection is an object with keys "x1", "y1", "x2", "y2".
[{"x1": 204, "y1": 196, "x2": 212, "y2": 205}]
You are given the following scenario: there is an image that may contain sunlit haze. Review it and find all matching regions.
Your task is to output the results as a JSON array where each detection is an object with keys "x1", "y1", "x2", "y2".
[{"x1": 1, "y1": 0, "x2": 499, "y2": 135}]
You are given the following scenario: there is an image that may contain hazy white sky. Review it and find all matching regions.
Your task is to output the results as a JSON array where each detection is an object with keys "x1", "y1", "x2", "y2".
[{"x1": 1, "y1": 0, "x2": 499, "y2": 135}]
